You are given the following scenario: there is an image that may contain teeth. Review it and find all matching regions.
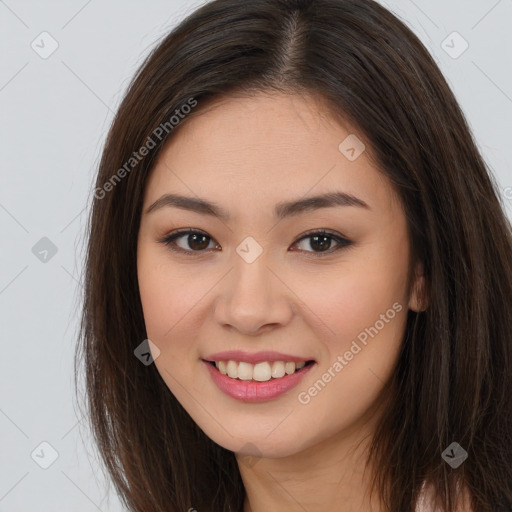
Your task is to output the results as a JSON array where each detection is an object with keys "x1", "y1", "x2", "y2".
[
  {"x1": 285, "y1": 362, "x2": 296, "y2": 374},
  {"x1": 226, "y1": 360, "x2": 238, "y2": 378},
  {"x1": 238, "y1": 362, "x2": 253, "y2": 381},
  {"x1": 253, "y1": 362, "x2": 271, "y2": 382},
  {"x1": 213, "y1": 360, "x2": 309, "y2": 381},
  {"x1": 218, "y1": 361, "x2": 227, "y2": 374},
  {"x1": 271, "y1": 361, "x2": 285, "y2": 379}
]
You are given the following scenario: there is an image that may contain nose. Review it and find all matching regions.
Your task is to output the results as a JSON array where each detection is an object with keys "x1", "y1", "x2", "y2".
[{"x1": 213, "y1": 254, "x2": 294, "y2": 335}]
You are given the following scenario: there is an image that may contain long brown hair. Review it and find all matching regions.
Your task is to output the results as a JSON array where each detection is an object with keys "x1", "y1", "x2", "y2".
[{"x1": 75, "y1": 0, "x2": 512, "y2": 510}]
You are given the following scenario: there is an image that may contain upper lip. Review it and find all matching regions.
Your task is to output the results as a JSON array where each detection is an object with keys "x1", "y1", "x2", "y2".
[{"x1": 203, "y1": 350, "x2": 315, "y2": 364}]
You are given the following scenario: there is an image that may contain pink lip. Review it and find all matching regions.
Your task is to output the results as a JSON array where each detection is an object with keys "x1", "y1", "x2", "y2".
[
  {"x1": 203, "y1": 360, "x2": 315, "y2": 403},
  {"x1": 204, "y1": 350, "x2": 314, "y2": 364}
]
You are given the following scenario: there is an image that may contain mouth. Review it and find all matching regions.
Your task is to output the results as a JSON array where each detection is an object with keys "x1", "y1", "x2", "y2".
[
  {"x1": 202, "y1": 359, "x2": 316, "y2": 382},
  {"x1": 202, "y1": 357, "x2": 316, "y2": 403}
]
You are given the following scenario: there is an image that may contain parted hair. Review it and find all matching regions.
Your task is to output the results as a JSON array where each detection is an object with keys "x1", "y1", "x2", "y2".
[{"x1": 75, "y1": 0, "x2": 512, "y2": 510}]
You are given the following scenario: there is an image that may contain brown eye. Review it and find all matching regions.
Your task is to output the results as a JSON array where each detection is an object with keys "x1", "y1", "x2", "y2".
[
  {"x1": 159, "y1": 228, "x2": 352, "y2": 257},
  {"x1": 291, "y1": 229, "x2": 353, "y2": 255},
  {"x1": 160, "y1": 229, "x2": 219, "y2": 254},
  {"x1": 182, "y1": 232, "x2": 211, "y2": 251}
]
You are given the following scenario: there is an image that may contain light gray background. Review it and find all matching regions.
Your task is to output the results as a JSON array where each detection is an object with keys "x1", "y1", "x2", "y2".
[{"x1": 1, "y1": 0, "x2": 511, "y2": 510}]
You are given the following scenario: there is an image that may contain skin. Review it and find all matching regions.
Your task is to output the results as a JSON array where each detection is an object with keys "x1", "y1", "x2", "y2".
[{"x1": 137, "y1": 91, "x2": 425, "y2": 512}]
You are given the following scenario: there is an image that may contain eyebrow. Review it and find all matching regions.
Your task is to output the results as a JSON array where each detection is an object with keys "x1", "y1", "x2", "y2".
[{"x1": 144, "y1": 191, "x2": 370, "y2": 220}]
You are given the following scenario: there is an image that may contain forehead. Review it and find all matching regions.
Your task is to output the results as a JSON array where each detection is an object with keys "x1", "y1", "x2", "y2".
[
  {"x1": 163, "y1": 91, "x2": 354, "y2": 159},
  {"x1": 144, "y1": 91, "x2": 397, "y2": 215}
]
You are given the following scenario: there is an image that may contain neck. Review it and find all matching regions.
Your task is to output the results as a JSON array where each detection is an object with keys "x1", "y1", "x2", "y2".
[{"x1": 237, "y1": 404, "x2": 386, "y2": 512}]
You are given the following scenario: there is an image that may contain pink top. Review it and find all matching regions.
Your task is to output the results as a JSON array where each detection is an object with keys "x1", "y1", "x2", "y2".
[
  {"x1": 416, "y1": 482, "x2": 440, "y2": 512},
  {"x1": 415, "y1": 481, "x2": 472, "y2": 512}
]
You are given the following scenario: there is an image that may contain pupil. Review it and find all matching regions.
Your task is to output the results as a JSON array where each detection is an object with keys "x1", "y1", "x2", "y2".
[
  {"x1": 311, "y1": 235, "x2": 331, "y2": 252},
  {"x1": 189, "y1": 234, "x2": 209, "y2": 250},
  {"x1": 186, "y1": 234, "x2": 332, "y2": 252}
]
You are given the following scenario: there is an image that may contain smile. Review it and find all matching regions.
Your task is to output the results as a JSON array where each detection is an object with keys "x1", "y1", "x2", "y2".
[
  {"x1": 210, "y1": 359, "x2": 312, "y2": 381},
  {"x1": 202, "y1": 357, "x2": 316, "y2": 402}
]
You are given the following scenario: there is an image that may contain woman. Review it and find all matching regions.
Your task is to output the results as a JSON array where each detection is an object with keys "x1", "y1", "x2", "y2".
[{"x1": 75, "y1": 0, "x2": 512, "y2": 510}]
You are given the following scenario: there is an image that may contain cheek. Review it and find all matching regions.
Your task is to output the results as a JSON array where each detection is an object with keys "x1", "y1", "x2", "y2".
[
  {"x1": 137, "y1": 253, "x2": 208, "y2": 399},
  {"x1": 303, "y1": 257, "x2": 409, "y2": 349},
  {"x1": 293, "y1": 269, "x2": 407, "y2": 438},
  {"x1": 294, "y1": 240, "x2": 409, "y2": 413},
  {"x1": 138, "y1": 270, "x2": 177, "y2": 340},
  {"x1": 137, "y1": 247, "x2": 202, "y2": 342}
]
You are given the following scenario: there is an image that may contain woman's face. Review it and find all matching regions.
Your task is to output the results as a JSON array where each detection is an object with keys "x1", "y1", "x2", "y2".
[{"x1": 137, "y1": 91, "x2": 423, "y2": 459}]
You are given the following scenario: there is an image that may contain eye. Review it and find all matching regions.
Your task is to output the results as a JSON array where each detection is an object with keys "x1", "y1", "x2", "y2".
[
  {"x1": 158, "y1": 228, "x2": 353, "y2": 256},
  {"x1": 158, "y1": 228, "x2": 220, "y2": 255},
  {"x1": 290, "y1": 229, "x2": 353, "y2": 256}
]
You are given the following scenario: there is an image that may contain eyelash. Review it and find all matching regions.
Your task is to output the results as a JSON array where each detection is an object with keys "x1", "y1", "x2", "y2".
[{"x1": 157, "y1": 228, "x2": 353, "y2": 257}]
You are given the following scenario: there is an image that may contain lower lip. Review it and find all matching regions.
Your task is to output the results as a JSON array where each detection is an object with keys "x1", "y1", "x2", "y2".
[{"x1": 203, "y1": 360, "x2": 315, "y2": 403}]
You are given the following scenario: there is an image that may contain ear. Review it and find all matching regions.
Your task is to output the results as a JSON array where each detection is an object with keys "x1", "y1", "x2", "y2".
[{"x1": 408, "y1": 262, "x2": 428, "y2": 312}]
